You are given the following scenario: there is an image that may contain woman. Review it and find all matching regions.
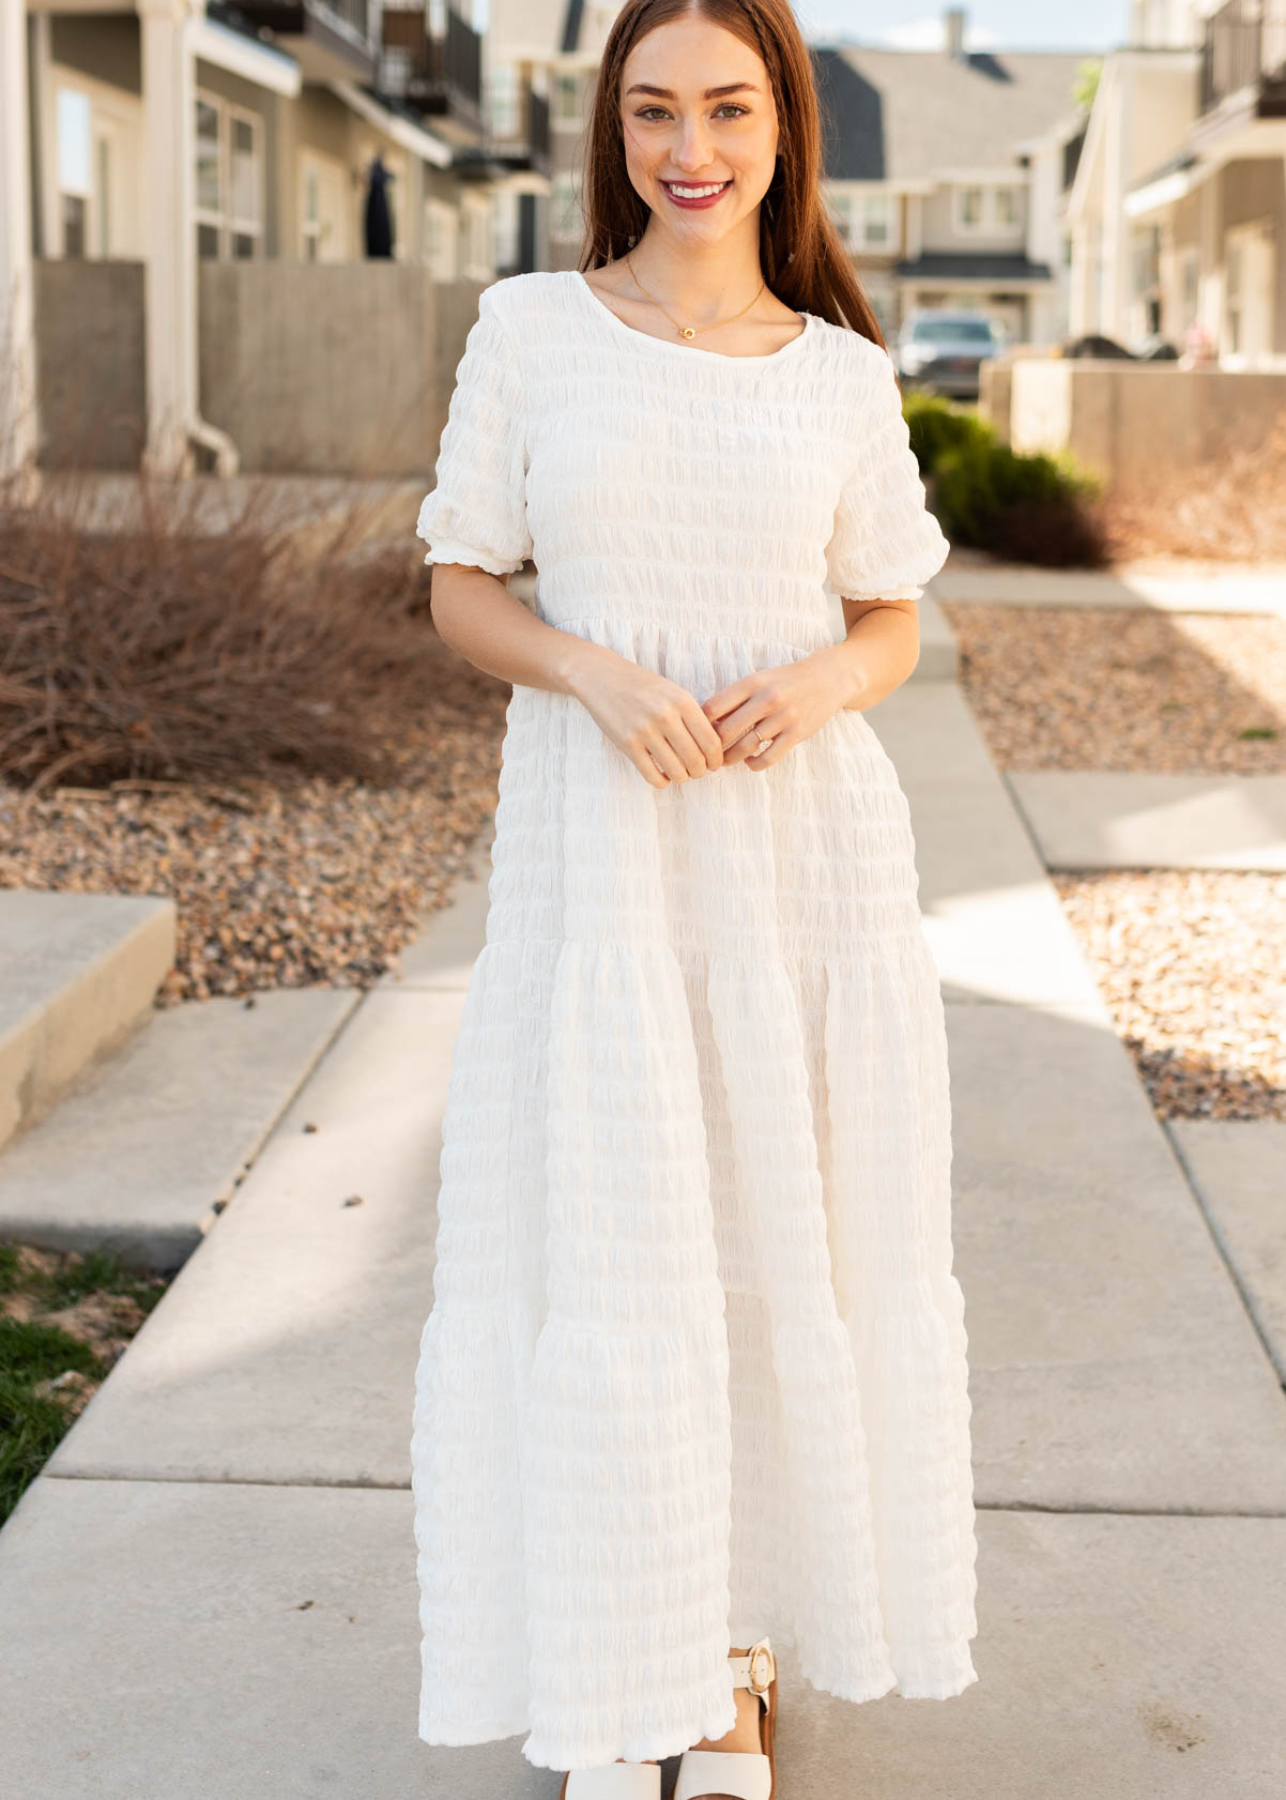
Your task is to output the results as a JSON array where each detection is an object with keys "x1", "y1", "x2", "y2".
[{"x1": 410, "y1": 3, "x2": 979, "y2": 1796}]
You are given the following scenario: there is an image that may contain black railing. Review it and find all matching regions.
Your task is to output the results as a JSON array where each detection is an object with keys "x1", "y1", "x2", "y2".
[
  {"x1": 444, "y1": 6, "x2": 481, "y2": 108},
  {"x1": 528, "y1": 88, "x2": 550, "y2": 165},
  {"x1": 378, "y1": 5, "x2": 483, "y2": 127},
  {"x1": 1201, "y1": 0, "x2": 1286, "y2": 112},
  {"x1": 223, "y1": 0, "x2": 372, "y2": 49}
]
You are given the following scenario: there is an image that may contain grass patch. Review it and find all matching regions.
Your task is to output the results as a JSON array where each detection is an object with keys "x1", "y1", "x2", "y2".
[{"x1": 0, "y1": 1240, "x2": 169, "y2": 1524}]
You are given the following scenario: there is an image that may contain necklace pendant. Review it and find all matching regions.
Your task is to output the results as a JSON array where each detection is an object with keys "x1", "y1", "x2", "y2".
[{"x1": 680, "y1": 326, "x2": 695, "y2": 340}]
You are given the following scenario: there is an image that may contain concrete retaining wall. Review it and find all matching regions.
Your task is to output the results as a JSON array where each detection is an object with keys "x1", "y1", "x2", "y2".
[
  {"x1": 198, "y1": 264, "x2": 485, "y2": 477},
  {"x1": 990, "y1": 359, "x2": 1286, "y2": 494},
  {"x1": 33, "y1": 259, "x2": 147, "y2": 471},
  {"x1": 28, "y1": 262, "x2": 485, "y2": 477}
]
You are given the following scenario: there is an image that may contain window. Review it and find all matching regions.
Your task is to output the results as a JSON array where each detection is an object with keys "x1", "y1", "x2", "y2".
[
  {"x1": 461, "y1": 196, "x2": 494, "y2": 281},
  {"x1": 551, "y1": 170, "x2": 583, "y2": 243},
  {"x1": 553, "y1": 72, "x2": 581, "y2": 128},
  {"x1": 422, "y1": 198, "x2": 458, "y2": 280},
  {"x1": 195, "y1": 94, "x2": 263, "y2": 261},
  {"x1": 994, "y1": 187, "x2": 1019, "y2": 229},
  {"x1": 956, "y1": 183, "x2": 1024, "y2": 234},
  {"x1": 825, "y1": 187, "x2": 898, "y2": 254},
  {"x1": 863, "y1": 192, "x2": 892, "y2": 248},
  {"x1": 489, "y1": 62, "x2": 521, "y2": 137},
  {"x1": 301, "y1": 154, "x2": 346, "y2": 263},
  {"x1": 56, "y1": 87, "x2": 93, "y2": 259}
]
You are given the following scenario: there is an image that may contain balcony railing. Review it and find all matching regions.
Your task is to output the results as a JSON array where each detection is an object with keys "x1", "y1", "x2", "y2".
[
  {"x1": 1201, "y1": 0, "x2": 1286, "y2": 113},
  {"x1": 528, "y1": 88, "x2": 550, "y2": 166},
  {"x1": 378, "y1": 5, "x2": 483, "y2": 126}
]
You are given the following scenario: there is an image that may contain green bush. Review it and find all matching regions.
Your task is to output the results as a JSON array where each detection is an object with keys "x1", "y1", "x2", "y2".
[
  {"x1": 902, "y1": 393, "x2": 994, "y2": 474},
  {"x1": 930, "y1": 435, "x2": 1109, "y2": 569}
]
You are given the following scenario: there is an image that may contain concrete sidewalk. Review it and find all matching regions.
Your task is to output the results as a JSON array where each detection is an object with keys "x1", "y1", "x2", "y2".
[{"x1": 3, "y1": 683, "x2": 1286, "y2": 1795}]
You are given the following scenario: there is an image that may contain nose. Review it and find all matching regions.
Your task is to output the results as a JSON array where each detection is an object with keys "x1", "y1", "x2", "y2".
[{"x1": 670, "y1": 113, "x2": 717, "y2": 174}]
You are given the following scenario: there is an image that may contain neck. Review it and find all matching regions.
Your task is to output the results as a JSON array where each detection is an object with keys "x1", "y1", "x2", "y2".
[{"x1": 626, "y1": 218, "x2": 766, "y2": 324}]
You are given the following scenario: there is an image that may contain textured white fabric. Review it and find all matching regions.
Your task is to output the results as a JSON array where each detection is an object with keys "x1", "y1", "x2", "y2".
[{"x1": 410, "y1": 270, "x2": 978, "y2": 1773}]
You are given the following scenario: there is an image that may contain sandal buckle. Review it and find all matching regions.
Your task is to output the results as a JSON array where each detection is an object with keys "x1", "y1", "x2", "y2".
[{"x1": 746, "y1": 1638, "x2": 775, "y2": 1696}]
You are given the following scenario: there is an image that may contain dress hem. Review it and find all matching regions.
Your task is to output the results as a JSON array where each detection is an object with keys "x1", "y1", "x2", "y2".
[{"x1": 416, "y1": 1653, "x2": 981, "y2": 1771}]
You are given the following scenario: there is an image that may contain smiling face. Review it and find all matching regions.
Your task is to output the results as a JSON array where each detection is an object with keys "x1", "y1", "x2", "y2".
[{"x1": 618, "y1": 13, "x2": 780, "y2": 247}]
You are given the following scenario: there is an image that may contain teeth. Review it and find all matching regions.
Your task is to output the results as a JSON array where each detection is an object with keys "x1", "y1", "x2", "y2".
[{"x1": 667, "y1": 182, "x2": 728, "y2": 198}]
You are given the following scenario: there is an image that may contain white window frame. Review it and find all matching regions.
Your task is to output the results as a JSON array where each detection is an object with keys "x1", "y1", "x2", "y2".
[
  {"x1": 825, "y1": 185, "x2": 900, "y2": 256},
  {"x1": 488, "y1": 60, "x2": 522, "y2": 137},
  {"x1": 460, "y1": 193, "x2": 495, "y2": 282},
  {"x1": 955, "y1": 184, "x2": 986, "y2": 232},
  {"x1": 552, "y1": 70, "x2": 582, "y2": 131},
  {"x1": 299, "y1": 149, "x2": 348, "y2": 262},
  {"x1": 422, "y1": 196, "x2": 458, "y2": 280},
  {"x1": 551, "y1": 169, "x2": 583, "y2": 244},
  {"x1": 954, "y1": 181, "x2": 1024, "y2": 235},
  {"x1": 195, "y1": 89, "x2": 264, "y2": 261},
  {"x1": 993, "y1": 186, "x2": 1020, "y2": 230}
]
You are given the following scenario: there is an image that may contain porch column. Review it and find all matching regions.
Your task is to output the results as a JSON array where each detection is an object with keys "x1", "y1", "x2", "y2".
[
  {"x1": 138, "y1": 0, "x2": 202, "y2": 476},
  {"x1": 0, "y1": 0, "x2": 39, "y2": 499}
]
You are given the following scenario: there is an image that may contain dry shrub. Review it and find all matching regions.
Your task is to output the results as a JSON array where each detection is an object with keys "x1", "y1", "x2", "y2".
[
  {"x1": 0, "y1": 473, "x2": 501, "y2": 793},
  {"x1": 1097, "y1": 418, "x2": 1286, "y2": 563}
]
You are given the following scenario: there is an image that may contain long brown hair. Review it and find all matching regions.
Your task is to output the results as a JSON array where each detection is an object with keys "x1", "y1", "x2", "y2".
[{"x1": 578, "y1": 0, "x2": 885, "y2": 347}]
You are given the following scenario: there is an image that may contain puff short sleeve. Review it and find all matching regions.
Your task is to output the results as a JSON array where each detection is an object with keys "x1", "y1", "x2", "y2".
[
  {"x1": 415, "y1": 283, "x2": 533, "y2": 578},
  {"x1": 824, "y1": 342, "x2": 949, "y2": 603}
]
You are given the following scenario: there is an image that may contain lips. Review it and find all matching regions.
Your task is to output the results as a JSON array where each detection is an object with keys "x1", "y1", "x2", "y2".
[{"x1": 660, "y1": 179, "x2": 733, "y2": 209}]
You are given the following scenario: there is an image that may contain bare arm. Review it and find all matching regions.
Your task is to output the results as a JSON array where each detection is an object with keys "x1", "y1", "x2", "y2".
[
  {"x1": 428, "y1": 563, "x2": 593, "y2": 696},
  {"x1": 429, "y1": 564, "x2": 725, "y2": 787},
  {"x1": 829, "y1": 596, "x2": 921, "y2": 710}
]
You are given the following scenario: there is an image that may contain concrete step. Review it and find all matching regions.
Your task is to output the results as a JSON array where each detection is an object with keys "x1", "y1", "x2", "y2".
[
  {"x1": 0, "y1": 985, "x2": 361, "y2": 1271},
  {"x1": 931, "y1": 564, "x2": 1286, "y2": 615},
  {"x1": 42, "y1": 833, "x2": 1286, "y2": 1513},
  {"x1": 2, "y1": 1476, "x2": 1283, "y2": 1797},
  {"x1": 1008, "y1": 770, "x2": 1286, "y2": 872},
  {"x1": 0, "y1": 887, "x2": 174, "y2": 1153},
  {"x1": 1170, "y1": 1119, "x2": 1286, "y2": 1386},
  {"x1": 41, "y1": 977, "x2": 461, "y2": 1483}
]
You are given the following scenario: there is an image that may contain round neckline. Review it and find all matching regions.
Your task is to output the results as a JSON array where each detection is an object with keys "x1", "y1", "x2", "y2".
[{"x1": 569, "y1": 269, "x2": 813, "y2": 365}]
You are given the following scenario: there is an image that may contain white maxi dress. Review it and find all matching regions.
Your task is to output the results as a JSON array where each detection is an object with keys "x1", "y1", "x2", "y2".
[{"x1": 410, "y1": 268, "x2": 978, "y2": 1772}]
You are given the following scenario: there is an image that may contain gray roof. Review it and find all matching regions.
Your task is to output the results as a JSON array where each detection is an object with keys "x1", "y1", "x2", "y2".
[
  {"x1": 813, "y1": 45, "x2": 1089, "y2": 183},
  {"x1": 895, "y1": 252, "x2": 1055, "y2": 282}
]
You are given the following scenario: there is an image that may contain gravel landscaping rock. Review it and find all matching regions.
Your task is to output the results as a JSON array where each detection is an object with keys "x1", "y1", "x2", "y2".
[
  {"x1": 941, "y1": 602, "x2": 1286, "y2": 775},
  {"x1": 941, "y1": 595, "x2": 1286, "y2": 1122},
  {"x1": 1052, "y1": 869, "x2": 1286, "y2": 1122},
  {"x1": 0, "y1": 702, "x2": 509, "y2": 1006}
]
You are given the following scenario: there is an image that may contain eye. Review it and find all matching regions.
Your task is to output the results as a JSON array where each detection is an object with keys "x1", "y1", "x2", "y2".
[{"x1": 632, "y1": 103, "x2": 751, "y2": 121}]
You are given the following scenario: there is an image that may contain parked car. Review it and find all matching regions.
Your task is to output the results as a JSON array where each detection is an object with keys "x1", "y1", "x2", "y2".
[{"x1": 894, "y1": 310, "x2": 1001, "y2": 398}]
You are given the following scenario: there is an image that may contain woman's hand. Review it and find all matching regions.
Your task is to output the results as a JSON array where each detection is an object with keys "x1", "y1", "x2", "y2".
[
  {"x1": 701, "y1": 646, "x2": 862, "y2": 769},
  {"x1": 566, "y1": 643, "x2": 727, "y2": 789}
]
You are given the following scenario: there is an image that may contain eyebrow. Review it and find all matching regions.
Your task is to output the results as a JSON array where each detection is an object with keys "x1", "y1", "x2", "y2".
[{"x1": 625, "y1": 82, "x2": 761, "y2": 99}]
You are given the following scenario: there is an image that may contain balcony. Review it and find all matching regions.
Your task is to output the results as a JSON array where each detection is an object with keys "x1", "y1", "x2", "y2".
[
  {"x1": 216, "y1": 0, "x2": 376, "y2": 82},
  {"x1": 378, "y1": 6, "x2": 484, "y2": 140},
  {"x1": 1200, "y1": 0, "x2": 1286, "y2": 114}
]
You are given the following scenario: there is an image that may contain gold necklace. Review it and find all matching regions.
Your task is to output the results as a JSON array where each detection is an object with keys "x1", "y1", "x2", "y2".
[{"x1": 624, "y1": 253, "x2": 767, "y2": 342}]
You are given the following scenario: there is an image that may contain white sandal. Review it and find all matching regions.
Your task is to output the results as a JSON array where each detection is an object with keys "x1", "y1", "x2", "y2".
[
  {"x1": 558, "y1": 1764, "x2": 661, "y2": 1800},
  {"x1": 674, "y1": 1637, "x2": 778, "y2": 1800}
]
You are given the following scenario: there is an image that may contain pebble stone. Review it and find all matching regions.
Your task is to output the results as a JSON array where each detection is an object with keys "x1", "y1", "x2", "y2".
[{"x1": 943, "y1": 600, "x2": 1286, "y2": 1122}]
